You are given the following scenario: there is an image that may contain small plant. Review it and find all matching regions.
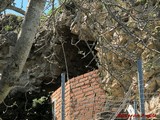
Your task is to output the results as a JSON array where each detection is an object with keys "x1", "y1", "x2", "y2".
[
  {"x1": 4, "y1": 25, "x2": 13, "y2": 31},
  {"x1": 40, "y1": 15, "x2": 48, "y2": 21},
  {"x1": 32, "y1": 96, "x2": 48, "y2": 108},
  {"x1": 17, "y1": 16, "x2": 23, "y2": 22}
]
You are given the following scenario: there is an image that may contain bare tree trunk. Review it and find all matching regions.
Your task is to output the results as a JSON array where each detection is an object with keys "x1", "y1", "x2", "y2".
[{"x1": 0, "y1": 0, "x2": 46, "y2": 104}]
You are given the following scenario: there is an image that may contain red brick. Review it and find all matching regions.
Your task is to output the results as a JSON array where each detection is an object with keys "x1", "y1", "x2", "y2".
[
  {"x1": 83, "y1": 71, "x2": 92, "y2": 77},
  {"x1": 74, "y1": 93, "x2": 85, "y2": 99},
  {"x1": 69, "y1": 77, "x2": 75, "y2": 83},
  {"x1": 92, "y1": 74, "x2": 98, "y2": 79},
  {"x1": 76, "y1": 82, "x2": 85, "y2": 87},
  {"x1": 82, "y1": 86, "x2": 93, "y2": 93},
  {"x1": 70, "y1": 87, "x2": 81, "y2": 93},
  {"x1": 73, "y1": 90, "x2": 84, "y2": 96},
  {"x1": 81, "y1": 84, "x2": 91, "y2": 89},
  {"x1": 90, "y1": 78, "x2": 98, "y2": 83},
  {"x1": 50, "y1": 70, "x2": 106, "y2": 120},
  {"x1": 75, "y1": 74, "x2": 84, "y2": 80},
  {"x1": 84, "y1": 80, "x2": 91, "y2": 85},
  {"x1": 70, "y1": 80, "x2": 79, "y2": 87},
  {"x1": 77, "y1": 96, "x2": 85, "y2": 102},
  {"x1": 65, "y1": 85, "x2": 70, "y2": 91},
  {"x1": 85, "y1": 91, "x2": 94, "y2": 97},
  {"x1": 78, "y1": 76, "x2": 88, "y2": 83},
  {"x1": 93, "y1": 85, "x2": 101, "y2": 89}
]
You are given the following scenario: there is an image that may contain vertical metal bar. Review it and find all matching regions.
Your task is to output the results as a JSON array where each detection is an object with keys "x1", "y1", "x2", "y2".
[
  {"x1": 61, "y1": 73, "x2": 65, "y2": 120},
  {"x1": 137, "y1": 58, "x2": 146, "y2": 120},
  {"x1": 134, "y1": 100, "x2": 138, "y2": 120},
  {"x1": 52, "y1": 100, "x2": 56, "y2": 120}
]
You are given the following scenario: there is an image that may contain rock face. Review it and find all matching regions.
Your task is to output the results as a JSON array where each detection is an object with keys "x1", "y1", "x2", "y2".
[{"x1": 0, "y1": 13, "x2": 98, "y2": 90}]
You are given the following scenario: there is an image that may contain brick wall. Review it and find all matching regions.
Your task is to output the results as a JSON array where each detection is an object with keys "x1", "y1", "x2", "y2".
[{"x1": 51, "y1": 70, "x2": 106, "y2": 120}]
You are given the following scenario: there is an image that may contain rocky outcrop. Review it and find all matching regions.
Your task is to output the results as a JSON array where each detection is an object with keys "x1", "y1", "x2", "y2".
[{"x1": 0, "y1": 13, "x2": 98, "y2": 91}]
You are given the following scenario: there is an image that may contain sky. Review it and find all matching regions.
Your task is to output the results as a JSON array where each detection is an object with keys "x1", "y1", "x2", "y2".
[{"x1": 5, "y1": 0, "x2": 59, "y2": 16}]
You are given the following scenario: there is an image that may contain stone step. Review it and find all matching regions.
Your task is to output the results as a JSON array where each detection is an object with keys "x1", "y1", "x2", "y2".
[
  {"x1": 96, "y1": 111, "x2": 128, "y2": 120},
  {"x1": 96, "y1": 111, "x2": 113, "y2": 120}
]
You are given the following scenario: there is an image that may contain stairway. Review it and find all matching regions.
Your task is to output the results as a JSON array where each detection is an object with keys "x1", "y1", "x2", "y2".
[{"x1": 96, "y1": 111, "x2": 115, "y2": 120}]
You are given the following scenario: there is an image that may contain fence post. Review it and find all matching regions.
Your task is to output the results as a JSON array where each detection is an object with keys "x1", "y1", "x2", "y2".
[
  {"x1": 134, "y1": 100, "x2": 138, "y2": 120},
  {"x1": 61, "y1": 72, "x2": 65, "y2": 120},
  {"x1": 137, "y1": 58, "x2": 146, "y2": 120}
]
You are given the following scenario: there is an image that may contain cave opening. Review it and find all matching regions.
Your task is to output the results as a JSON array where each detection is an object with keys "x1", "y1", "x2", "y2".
[{"x1": 60, "y1": 34, "x2": 98, "y2": 79}]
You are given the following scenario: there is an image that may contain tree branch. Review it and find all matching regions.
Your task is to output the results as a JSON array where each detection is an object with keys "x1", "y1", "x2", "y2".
[
  {"x1": 7, "y1": 5, "x2": 25, "y2": 15},
  {"x1": 0, "y1": 0, "x2": 13, "y2": 13},
  {"x1": 0, "y1": 0, "x2": 25, "y2": 15}
]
